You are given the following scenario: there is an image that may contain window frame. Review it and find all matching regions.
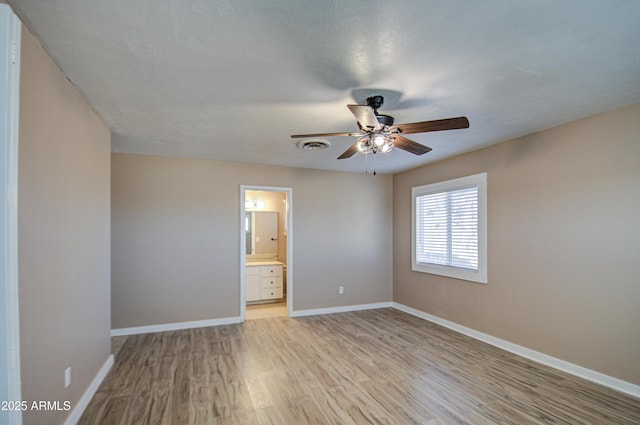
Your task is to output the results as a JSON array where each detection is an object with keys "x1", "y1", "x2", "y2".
[{"x1": 411, "y1": 172, "x2": 488, "y2": 284}]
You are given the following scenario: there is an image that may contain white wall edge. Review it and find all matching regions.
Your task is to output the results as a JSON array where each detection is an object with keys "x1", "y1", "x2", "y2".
[
  {"x1": 64, "y1": 354, "x2": 114, "y2": 425},
  {"x1": 291, "y1": 302, "x2": 393, "y2": 318},
  {"x1": 110, "y1": 316, "x2": 242, "y2": 337},
  {"x1": 2, "y1": 6, "x2": 23, "y2": 425},
  {"x1": 392, "y1": 302, "x2": 640, "y2": 399}
]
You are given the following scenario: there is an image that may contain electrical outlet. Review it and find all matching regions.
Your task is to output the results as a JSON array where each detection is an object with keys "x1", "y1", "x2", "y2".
[
  {"x1": 339, "y1": 286, "x2": 344, "y2": 295},
  {"x1": 65, "y1": 367, "x2": 71, "y2": 388}
]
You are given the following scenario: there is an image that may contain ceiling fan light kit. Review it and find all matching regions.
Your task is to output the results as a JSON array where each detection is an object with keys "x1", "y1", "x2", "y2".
[
  {"x1": 291, "y1": 95, "x2": 470, "y2": 167},
  {"x1": 356, "y1": 133, "x2": 394, "y2": 154}
]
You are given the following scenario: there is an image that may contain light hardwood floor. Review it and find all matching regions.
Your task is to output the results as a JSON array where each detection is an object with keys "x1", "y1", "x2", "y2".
[
  {"x1": 246, "y1": 300, "x2": 287, "y2": 320},
  {"x1": 79, "y1": 309, "x2": 640, "y2": 424}
]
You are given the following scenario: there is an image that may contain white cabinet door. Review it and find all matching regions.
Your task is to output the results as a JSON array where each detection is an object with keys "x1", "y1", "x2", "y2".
[{"x1": 246, "y1": 269, "x2": 261, "y2": 302}]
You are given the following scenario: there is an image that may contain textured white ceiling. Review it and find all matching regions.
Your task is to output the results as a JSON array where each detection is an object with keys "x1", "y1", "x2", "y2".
[{"x1": 9, "y1": 0, "x2": 640, "y2": 174}]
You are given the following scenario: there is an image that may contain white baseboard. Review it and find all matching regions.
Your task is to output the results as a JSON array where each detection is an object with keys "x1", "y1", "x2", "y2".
[
  {"x1": 290, "y1": 301, "x2": 393, "y2": 318},
  {"x1": 111, "y1": 316, "x2": 242, "y2": 337},
  {"x1": 392, "y1": 302, "x2": 640, "y2": 399},
  {"x1": 111, "y1": 303, "x2": 394, "y2": 336},
  {"x1": 64, "y1": 354, "x2": 114, "y2": 425}
]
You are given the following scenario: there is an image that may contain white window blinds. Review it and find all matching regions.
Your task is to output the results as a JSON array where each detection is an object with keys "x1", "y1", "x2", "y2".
[
  {"x1": 411, "y1": 173, "x2": 487, "y2": 284},
  {"x1": 415, "y1": 186, "x2": 478, "y2": 270}
]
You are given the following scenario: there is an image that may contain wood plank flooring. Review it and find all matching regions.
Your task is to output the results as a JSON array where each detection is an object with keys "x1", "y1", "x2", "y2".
[
  {"x1": 78, "y1": 309, "x2": 640, "y2": 424},
  {"x1": 246, "y1": 300, "x2": 287, "y2": 320}
]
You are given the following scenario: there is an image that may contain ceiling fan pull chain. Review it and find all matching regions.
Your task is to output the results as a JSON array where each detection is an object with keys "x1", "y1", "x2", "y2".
[
  {"x1": 373, "y1": 151, "x2": 377, "y2": 176},
  {"x1": 365, "y1": 150, "x2": 369, "y2": 174}
]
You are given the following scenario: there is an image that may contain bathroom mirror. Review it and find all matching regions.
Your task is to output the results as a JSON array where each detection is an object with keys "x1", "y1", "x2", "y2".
[{"x1": 245, "y1": 211, "x2": 278, "y2": 257}]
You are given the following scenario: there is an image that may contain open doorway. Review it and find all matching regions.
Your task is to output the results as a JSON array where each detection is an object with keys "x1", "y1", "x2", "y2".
[{"x1": 240, "y1": 186, "x2": 292, "y2": 321}]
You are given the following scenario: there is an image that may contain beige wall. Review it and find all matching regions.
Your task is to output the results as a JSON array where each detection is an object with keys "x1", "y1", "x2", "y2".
[
  {"x1": 394, "y1": 103, "x2": 640, "y2": 385},
  {"x1": 111, "y1": 154, "x2": 393, "y2": 328},
  {"x1": 18, "y1": 26, "x2": 111, "y2": 425}
]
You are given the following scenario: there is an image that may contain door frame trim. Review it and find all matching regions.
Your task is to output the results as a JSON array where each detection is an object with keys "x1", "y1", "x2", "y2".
[
  {"x1": 239, "y1": 185, "x2": 293, "y2": 320},
  {"x1": 1, "y1": 4, "x2": 23, "y2": 424}
]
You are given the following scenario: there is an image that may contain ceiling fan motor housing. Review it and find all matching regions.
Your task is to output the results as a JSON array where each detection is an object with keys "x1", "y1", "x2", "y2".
[{"x1": 376, "y1": 114, "x2": 394, "y2": 127}]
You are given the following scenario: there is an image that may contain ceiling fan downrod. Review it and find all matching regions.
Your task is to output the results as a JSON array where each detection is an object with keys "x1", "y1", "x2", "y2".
[{"x1": 367, "y1": 95, "x2": 394, "y2": 127}]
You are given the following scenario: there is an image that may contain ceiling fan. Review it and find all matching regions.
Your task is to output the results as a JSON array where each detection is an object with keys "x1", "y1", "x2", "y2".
[{"x1": 291, "y1": 95, "x2": 469, "y2": 160}]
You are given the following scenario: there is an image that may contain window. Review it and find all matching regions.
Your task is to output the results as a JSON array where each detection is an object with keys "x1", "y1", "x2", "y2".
[{"x1": 412, "y1": 173, "x2": 487, "y2": 283}]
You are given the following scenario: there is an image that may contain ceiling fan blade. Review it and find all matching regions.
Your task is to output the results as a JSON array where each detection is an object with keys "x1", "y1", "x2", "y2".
[
  {"x1": 395, "y1": 116, "x2": 469, "y2": 135},
  {"x1": 291, "y1": 131, "x2": 359, "y2": 138},
  {"x1": 337, "y1": 144, "x2": 359, "y2": 159},
  {"x1": 347, "y1": 105, "x2": 381, "y2": 130},
  {"x1": 393, "y1": 135, "x2": 432, "y2": 155}
]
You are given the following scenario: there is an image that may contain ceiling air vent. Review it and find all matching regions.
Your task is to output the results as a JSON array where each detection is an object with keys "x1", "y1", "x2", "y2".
[{"x1": 296, "y1": 139, "x2": 331, "y2": 151}]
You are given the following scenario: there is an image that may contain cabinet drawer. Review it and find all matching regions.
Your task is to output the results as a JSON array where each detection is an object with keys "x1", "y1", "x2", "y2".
[
  {"x1": 260, "y1": 266, "x2": 282, "y2": 277},
  {"x1": 260, "y1": 287, "x2": 283, "y2": 300},
  {"x1": 261, "y1": 276, "x2": 282, "y2": 289}
]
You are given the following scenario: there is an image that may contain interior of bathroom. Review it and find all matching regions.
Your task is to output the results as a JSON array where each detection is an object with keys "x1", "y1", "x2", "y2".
[{"x1": 244, "y1": 190, "x2": 288, "y2": 319}]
